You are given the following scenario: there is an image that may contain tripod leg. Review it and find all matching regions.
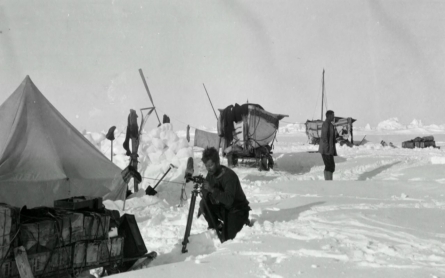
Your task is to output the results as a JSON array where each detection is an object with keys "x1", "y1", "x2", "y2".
[
  {"x1": 181, "y1": 190, "x2": 197, "y2": 253},
  {"x1": 200, "y1": 196, "x2": 225, "y2": 243}
]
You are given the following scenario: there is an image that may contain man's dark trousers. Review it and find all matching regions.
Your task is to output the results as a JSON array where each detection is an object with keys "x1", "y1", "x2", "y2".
[
  {"x1": 321, "y1": 154, "x2": 335, "y2": 180},
  {"x1": 199, "y1": 198, "x2": 249, "y2": 241}
]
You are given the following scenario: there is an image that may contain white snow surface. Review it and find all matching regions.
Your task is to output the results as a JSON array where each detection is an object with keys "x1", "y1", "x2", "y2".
[{"x1": 84, "y1": 120, "x2": 445, "y2": 278}]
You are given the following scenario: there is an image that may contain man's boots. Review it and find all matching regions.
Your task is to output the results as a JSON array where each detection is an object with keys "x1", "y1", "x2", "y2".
[{"x1": 324, "y1": 171, "x2": 333, "y2": 181}]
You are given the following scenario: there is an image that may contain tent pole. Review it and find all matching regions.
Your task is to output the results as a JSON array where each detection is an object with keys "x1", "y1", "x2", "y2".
[{"x1": 123, "y1": 183, "x2": 128, "y2": 211}]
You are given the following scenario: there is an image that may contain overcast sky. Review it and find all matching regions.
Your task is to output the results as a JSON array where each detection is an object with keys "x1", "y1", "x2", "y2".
[{"x1": 1, "y1": 0, "x2": 444, "y2": 132}]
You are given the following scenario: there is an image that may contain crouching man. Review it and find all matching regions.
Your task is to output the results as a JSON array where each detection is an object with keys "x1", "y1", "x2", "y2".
[{"x1": 199, "y1": 147, "x2": 251, "y2": 242}]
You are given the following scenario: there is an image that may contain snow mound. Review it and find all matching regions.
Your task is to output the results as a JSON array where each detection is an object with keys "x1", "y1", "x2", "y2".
[{"x1": 83, "y1": 123, "x2": 194, "y2": 197}]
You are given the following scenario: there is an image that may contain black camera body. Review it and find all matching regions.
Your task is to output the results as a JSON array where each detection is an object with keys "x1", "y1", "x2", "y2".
[{"x1": 185, "y1": 174, "x2": 204, "y2": 185}]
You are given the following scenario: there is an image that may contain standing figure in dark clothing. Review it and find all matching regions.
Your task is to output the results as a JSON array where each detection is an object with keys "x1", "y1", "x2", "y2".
[
  {"x1": 199, "y1": 147, "x2": 251, "y2": 242},
  {"x1": 318, "y1": 110, "x2": 338, "y2": 180}
]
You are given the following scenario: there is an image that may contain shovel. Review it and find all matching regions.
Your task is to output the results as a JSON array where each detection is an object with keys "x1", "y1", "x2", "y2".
[{"x1": 146, "y1": 164, "x2": 176, "y2": 196}]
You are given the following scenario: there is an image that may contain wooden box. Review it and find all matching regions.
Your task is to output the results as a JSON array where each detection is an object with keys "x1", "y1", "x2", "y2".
[
  {"x1": 54, "y1": 196, "x2": 103, "y2": 210},
  {"x1": 0, "y1": 204, "x2": 19, "y2": 260}
]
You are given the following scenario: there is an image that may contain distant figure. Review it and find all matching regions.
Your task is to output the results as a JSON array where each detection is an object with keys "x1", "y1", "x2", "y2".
[{"x1": 319, "y1": 110, "x2": 337, "y2": 180}]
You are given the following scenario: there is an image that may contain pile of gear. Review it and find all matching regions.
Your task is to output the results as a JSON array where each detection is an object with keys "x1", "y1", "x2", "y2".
[
  {"x1": 0, "y1": 197, "x2": 153, "y2": 278},
  {"x1": 402, "y1": 136, "x2": 438, "y2": 149}
]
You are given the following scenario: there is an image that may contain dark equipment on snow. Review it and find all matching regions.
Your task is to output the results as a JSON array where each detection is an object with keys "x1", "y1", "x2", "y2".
[
  {"x1": 402, "y1": 136, "x2": 439, "y2": 149},
  {"x1": 181, "y1": 157, "x2": 224, "y2": 253},
  {"x1": 145, "y1": 164, "x2": 177, "y2": 196}
]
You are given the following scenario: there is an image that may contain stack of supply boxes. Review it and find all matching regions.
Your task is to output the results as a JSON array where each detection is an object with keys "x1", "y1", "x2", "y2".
[{"x1": 0, "y1": 201, "x2": 124, "y2": 278}]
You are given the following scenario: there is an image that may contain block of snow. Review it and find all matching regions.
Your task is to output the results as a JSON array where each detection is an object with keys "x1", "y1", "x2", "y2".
[
  {"x1": 152, "y1": 138, "x2": 165, "y2": 151},
  {"x1": 159, "y1": 123, "x2": 173, "y2": 131},
  {"x1": 431, "y1": 157, "x2": 445, "y2": 164},
  {"x1": 161, "y1": 130, "x2": 179, "y2": 145},
  {"x1": 148, "y1": 151, "x2": 165, "y2": 164},
  {"x1": 177, "y1": 138, "x2": 190, "y2": 150},
  {"x1": 176, "y1": 147, "x2": 193, "y2": 159},
  {"x1": 148, "y1": 128, "x2": 161, "y2": 139},
  {"x1": 164, "y1": 148, "x2": 176, "y2": 161},
  {"x1": 168, "y1": 142, "x2": 179, "y2": 154}
]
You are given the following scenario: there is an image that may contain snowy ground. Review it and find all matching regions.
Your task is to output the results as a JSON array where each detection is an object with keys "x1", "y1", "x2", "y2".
[{"x1": 88, "y1": 120, "x2": 445, "y2": 278}]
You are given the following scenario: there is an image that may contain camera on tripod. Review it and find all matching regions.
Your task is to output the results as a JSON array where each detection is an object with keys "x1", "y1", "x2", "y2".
[
  {"x1": 181, "y1": 157, "x2": 223, "y2": 253},
  {"x1": 185, "y1": 174, "x2": 205, "y2": 185}
]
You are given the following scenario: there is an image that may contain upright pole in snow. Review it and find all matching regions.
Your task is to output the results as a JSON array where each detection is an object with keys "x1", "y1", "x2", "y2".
[
  {"x1": 123, "y1": 183, "x2": 128, "y2": 211},
  {"x1": 139, "y1": 69, "x2": 161, "y2": 125},
  {"x1": 321, "y1": 69, "x2": 325, "y2": 121},
  {"x1": 111, "y1": 141, "x2": 113, "y2": 162},
  {"x1": 203, "y1": 83, "x2": 218, "y2": 120}
]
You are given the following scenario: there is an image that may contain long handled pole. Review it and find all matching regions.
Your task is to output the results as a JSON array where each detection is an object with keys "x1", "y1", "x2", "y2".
[
  {"x1": 111, "y1": 141, "x2": 113, "y2": 162},
  {"x1": 321, "y1": 69, "x2": 325, "y2": 121},
  {"x1": 153, "y1": 167, "x2": 172, "y2": 189},
  {"x1": 203, "y1": 83, "x2": 218, "y2": 120},
  {"x1": 123, "y1": 183, "x2": 128, "y2": 211},
  {"x1": 139, "y1": 69, "x2": 161, "y2": 125}
]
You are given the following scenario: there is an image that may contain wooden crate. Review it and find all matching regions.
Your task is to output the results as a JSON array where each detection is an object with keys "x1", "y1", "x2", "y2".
[
  {"x1": 8, "y1": 246, "x2": 73, "y2": 278},
  {"x1": 54, "y1": 197, "x2": 103, "y2": 210},
  {"x1": 83, "y1": 213, "x2": 110, "y2": 241},
  {"x1": 73, "y1": 236, "x2": 123, "y2": 269},
  {"x1": 19, "y1": 220, "x2": 59, "y2": 255},
  {"x1": 0, "y1": 258, "x2": 19, "y2": 278},
  {"x1": 53, "y1": 209, "x2": 85, "y2": 245},
  {"x1": 0, "y1": 204, "x2": 20, "y2": 260}
]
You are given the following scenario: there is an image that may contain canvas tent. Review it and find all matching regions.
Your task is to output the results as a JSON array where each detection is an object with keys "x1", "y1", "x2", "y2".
[
  {"x1": 0, "y1": 76, "x2": 126, "y2": 208},
  {"x1": 305, "y1": 117, "x2": 356, "y2": 145}
]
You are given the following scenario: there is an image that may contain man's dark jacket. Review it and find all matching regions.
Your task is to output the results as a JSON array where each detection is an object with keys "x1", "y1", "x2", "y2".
[
  {"x1": 318, "y1": 118, "x2": 337, "y2": 156},
  {"x1": 204, "y1": 166, "x2": 250, "y2": 212}
]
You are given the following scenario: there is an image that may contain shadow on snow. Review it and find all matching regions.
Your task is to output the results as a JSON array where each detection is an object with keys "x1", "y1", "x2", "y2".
[
  {"x1": 272, "y1": 152, "x2": 346, "y2": 175},
  {"x1": 357, "y1": 161, "x2": 401, "y2": 181},
  {"x1": 257, "y1": 201, "x2": 325, "y2": 224}
]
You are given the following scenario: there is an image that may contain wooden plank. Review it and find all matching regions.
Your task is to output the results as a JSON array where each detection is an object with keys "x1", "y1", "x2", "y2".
[{"x1": 14, "y1": 246, "x2": 34, "y2": 278}]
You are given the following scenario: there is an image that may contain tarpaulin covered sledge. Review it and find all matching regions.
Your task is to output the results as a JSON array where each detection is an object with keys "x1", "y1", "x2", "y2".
[
  {"x1": 305, "y1": 117, "x2": 356, "y2": 146},
  {"x1": 194, "y1": 103, "x2": 287, "y2": 169}
]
